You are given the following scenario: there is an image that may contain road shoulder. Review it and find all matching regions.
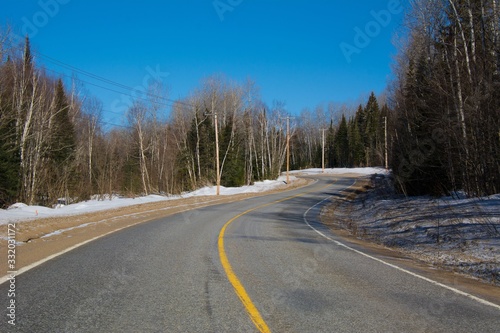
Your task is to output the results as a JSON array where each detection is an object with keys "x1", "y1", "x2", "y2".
[
  {"x1": 319, "y1": 175, "x2": 500, "y2": 307},
  {"x1": 0, "y1": 178, "x2": 311, "y2": 280}
]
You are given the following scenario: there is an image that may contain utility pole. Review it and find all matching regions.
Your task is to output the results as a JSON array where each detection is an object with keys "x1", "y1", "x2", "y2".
[
  {"x1": 279, "y1": 114, "x2": 294, "y2": 183},
  {"x1": 215, "y1": 112, "x2": 220, "y2": 195},
  {"x1": 320, "y1": 128, "x2": 326, "y2": 173},
  {"x1": 286, "y1": 116, "x2": 290, "y2": 184},
  {"x1": 205, "y1": 111, "x2": 221, "y2": 195},
  {"x1": 384, "y1": 116, "x2": 388, "y2": 170}
]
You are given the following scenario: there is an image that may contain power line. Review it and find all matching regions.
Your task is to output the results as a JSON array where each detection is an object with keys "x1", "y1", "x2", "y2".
[
  {"x1": 43, "y1": 67, "x2": 176, "y2": 112},
  {"x1": 1, "y1": 40, "x2": 208, "y2": 132},
  {"x1": 39, "y1": 54, "x2": 137, "y2": 92},
  {"x1": 3, "y1": 41, "x2": 195, "y2": 110},
  {"x1": 35, "y1": 49, "x2": 194, "y2": 108}
]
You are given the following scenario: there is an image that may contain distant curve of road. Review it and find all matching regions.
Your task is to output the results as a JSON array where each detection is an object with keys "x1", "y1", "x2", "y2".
[{"x1": 1, "y1": 176, "x2": 499, "y2": 332}]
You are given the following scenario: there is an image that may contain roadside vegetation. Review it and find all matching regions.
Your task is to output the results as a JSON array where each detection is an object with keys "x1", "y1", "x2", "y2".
[
  {"x1": 322, "y1": 174, "x2": 500, "y2": 285},
  {"x1": 1, "y1": 0, "x2": 499, "y2": 209},
  {"x1": 0, "y1": 36, "x2": 389, "y2": 208}
]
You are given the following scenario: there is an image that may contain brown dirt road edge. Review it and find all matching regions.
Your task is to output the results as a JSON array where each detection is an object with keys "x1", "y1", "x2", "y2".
[
  {"x1": 2, "y1": 174, "x2": 499, "y2": 310},
  {"x1": 0, "y1": 178, "x2": 311, "y2": 280}
]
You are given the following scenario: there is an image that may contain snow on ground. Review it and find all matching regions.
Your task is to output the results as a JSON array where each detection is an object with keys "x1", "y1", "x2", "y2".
[
  {"x1": 184, "y1": 177, "x2": 295, "y2": 197},
  {"x1": 1, "y1": 168, "x2": 389, "y2": 224},
  {"x1": 0, "y1": 175, "x2": 297, "y2": 225},
  {"x1": 323, "y1": 174, "x2": 500, "y2": 285},
  {"x1": 291, "y1": 167, "x2": 390, "y2": 176}
]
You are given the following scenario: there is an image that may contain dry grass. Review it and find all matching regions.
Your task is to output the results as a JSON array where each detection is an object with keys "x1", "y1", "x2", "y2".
[{"x1": 321, "y1": 175, "x2": 500, "y2": 285}]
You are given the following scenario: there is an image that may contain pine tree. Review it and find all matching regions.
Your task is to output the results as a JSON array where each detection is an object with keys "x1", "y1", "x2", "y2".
[
  {"x1": 23, "y1": 36, "x2": 32, "y2": 70},
  {"x1": 326, "y1": 120, "x2": 335, "y2": 168},
  {"x1": 334, "y1": 114, "x2": 350, "y2": 167},
  {"x1": 42, "y1": 79, "x2": 77, "y2": 203},
  {"x1": 51, "y1": 79, "x2": 76, "y2": 164},
  {"x1": 0, "y1": 59, "x2": 20, "y2": 207},
  {"x1": 348, "y1": 117, "x2": 365, "y2": 166},
  {"x1": 393, "y1": 55, "x2": 451, "y2": 195},
  {"x1": 364, "y1": 92, "x2": 381, "y2": 166},
  {"x1": 355, "y1": 104, "x2": 366, "y2": 142},
  {"x1": 220, "y1": 119, "x2": 245, "y2": 187}
]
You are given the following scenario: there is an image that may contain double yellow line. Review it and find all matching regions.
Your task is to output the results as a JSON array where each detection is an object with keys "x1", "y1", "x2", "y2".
[{"x1": 217, "y1": 181, "x2": 333, "y2": 332}]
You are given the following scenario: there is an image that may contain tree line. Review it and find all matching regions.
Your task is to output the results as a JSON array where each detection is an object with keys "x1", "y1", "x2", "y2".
[
  {"x1": 0, "y1": 37, "x2": 77, "y2": 207},
  {"x1": 0, "y1": 36, "x2": 392, "y2": 208},
  {"x1": 1, "y1": 0, "x2": 499, "y2": 208},
  {"x1": 389, "y1": 0, "x2": 500, "y2": 196}
]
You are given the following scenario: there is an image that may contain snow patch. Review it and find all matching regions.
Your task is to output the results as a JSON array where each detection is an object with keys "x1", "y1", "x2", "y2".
[
  {"x1": 322, "y1": 175, "x2": 500, "y2": 284},
  {"x1": 0, "y1": 176, "x2": 294, "y2": 224},
  {"x1": 7, "y1": 203, "x2": 28, "y2": 210},
  {"x1": 291, "y1": 167, "x2": 390, "y2": 176}
]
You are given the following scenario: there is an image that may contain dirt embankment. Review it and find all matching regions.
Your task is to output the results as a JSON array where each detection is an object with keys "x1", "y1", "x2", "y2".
[{"x1": 0, "y1": 178, "x2": 310, "y2": 278}]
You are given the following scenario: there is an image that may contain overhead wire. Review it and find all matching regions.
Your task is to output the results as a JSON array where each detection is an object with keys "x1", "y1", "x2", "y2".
[
  {"x1": 3, "y1": 41, "x2": 195, "y2": 109},
  {"x1": 1, "y1": 40, "x2": 200, "y2": 129},
  {"x1": 36, "y1": 49, "x2": 195, "y2": 108},
  {"x1": 42, "y1": 67, "x2": 174, "y2": 112}
]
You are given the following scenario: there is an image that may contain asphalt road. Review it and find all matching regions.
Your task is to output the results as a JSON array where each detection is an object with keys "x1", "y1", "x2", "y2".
[{"x1": 1, "y1": 176, "x2": 499, "y2": 332}]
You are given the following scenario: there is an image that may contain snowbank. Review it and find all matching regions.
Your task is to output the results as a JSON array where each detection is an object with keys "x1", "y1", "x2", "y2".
[
  {"x1": 0, "y1": 167, "x2": 388, "y2": 225},
  {"x1": 322, "y1": 176, "x2": 500, "y2": 284},
  {"x1": 291, "y1": 167, "x2": 390, "y2": 176},
  {"x1": 0, "y1": 176, "x2": 295, "y2": 224},
  {"x1": 184, "y1": 176, "x2": 294, "y2": 197}
]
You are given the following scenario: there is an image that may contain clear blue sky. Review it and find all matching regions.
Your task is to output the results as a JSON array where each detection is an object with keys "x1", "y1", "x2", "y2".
[{"x1": 1, "y1": 0, "x2": 406, "y2": 126}]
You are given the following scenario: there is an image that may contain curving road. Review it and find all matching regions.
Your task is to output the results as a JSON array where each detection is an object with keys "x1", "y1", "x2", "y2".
[{"x1": 1, "y1": 176, "x2": 499, "y2": 332}]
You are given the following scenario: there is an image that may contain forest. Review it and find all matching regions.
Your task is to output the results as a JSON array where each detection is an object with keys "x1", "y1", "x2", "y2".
[
  {"x1": 0, "y1": 0, "x2": 499, "y2": 208},
  {"x1": 389, "y1": 0, "x2": 500, "y2": 196}
]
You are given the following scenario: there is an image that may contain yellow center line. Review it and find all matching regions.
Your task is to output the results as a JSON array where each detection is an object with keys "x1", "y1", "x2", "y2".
[{"x1": 217, "y1": 181, "x2": 335, "y2": 332}]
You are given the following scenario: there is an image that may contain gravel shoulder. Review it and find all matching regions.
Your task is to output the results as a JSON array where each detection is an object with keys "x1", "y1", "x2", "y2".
[{"x1": 0, "y1": 178, "x2": 310, "y2": 278}]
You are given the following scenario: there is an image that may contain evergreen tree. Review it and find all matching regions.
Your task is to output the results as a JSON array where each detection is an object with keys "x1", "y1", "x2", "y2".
[
  {"x1": 392, "y1": 55, "x2": 451, "y2": 195},
  {"x1": 364, "y1": 92, "x2": 381, "y2": 165},
  {"x1": 354, "y1": 104, "x2": 366, "y2": 143},
  {"x1": 220, "y1": 119, "x2": 245, "y2": 187},
  {"x1": 334, "y1": 114, "x2": 349, "y2": 167},
  {"x1": 348, "y1": 117, "x2": 364, "y2": 166},
  {"x1": 0, "y1": 143, "x2": 19, "y2": 208},
  {"x1": 23, "y1": 36, "x2": 32, "y2": 71},
  {"x1": 39, "y1": 78, "x2": 78, "y2": 203},
  {"x1": 0, "y1": 60, "x2": 19, "y2": 207},
  {"x1": 326, "y1": 120, "x2": 335, "y2": 168},
  {"x1": 51, "y1": 79, "x2": 76, "y2": 164}
]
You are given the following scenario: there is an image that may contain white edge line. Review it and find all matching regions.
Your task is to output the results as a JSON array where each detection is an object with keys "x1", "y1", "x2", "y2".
[
  {"x1": 0, "y1": 180, "x2": 314, "y2": 286},
  {"x1": 302, "y1": 180, "x2": 500, "y2": 312},
  {"x1": 0, "y1": 205, "x2": 209, "y2": 286}
]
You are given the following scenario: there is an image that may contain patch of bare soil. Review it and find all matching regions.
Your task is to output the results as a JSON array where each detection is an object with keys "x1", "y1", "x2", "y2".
[{"x1": 0, "y1": 178, "x2": 310, "y2": 278}]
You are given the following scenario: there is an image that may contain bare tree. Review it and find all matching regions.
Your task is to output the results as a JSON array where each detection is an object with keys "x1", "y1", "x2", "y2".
[{"x1": 127, "y1": 102, "x2": 151, "y2": 195}]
